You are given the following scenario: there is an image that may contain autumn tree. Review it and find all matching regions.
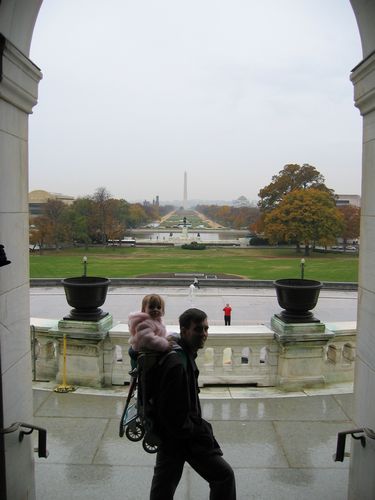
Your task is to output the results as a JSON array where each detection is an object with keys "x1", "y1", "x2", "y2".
[
  {"x1": 91, "y1": 186, "x2": 112, "y2": 243},
  {"x1": 63, "y1": 198, "x2": 96, "y2": 246},
  {"x1": 142, "y1": 200, "x2": 160, "y2": 222},
  {"x1": 40, "y1": 199, "x2": 69, "y2": 248},
  {"x1": 77, "y1": 197, "x2": 96, "y2": 241},
  {"x1": 127, "y1": 203, "x2": 150, "y2": 228},
  {"x1": 263, "y1": 188, "x2": 344, "y2": 255},
  {"x1": 338, "y1": 205, "x2": 360, "y2": 247},
  {"x1": 29, "y1": 216, "x2": 54, "y2": 252},
  {"x1": 258, "y1": 164, "x2": 334, "y2": 213},
  {"x1": 105, "y1": 199, "x2": 129, "y2": 242},
  {"x1": 30, "y1": 187, "x2": 165, "y2": 249}
]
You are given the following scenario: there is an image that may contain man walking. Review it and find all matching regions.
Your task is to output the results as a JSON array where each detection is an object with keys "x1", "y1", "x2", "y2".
[
  {"x1": 223, "y1": 303, "x2": 232, "y2": 325},
  {"x1": 188, "y1": 282, "x2": 195, "y2": 305},
  {"x1": 149, "y1": 308, "x2": 236, "y2": 500}
]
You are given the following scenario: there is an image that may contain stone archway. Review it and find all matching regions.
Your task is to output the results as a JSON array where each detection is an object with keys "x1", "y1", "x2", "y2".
[
  {"x1": 1, "y1": 1, "x2": 375, "y2": 498},
  {"x1": 0, "y1": 4, "x2": 43, "y2": 496}
]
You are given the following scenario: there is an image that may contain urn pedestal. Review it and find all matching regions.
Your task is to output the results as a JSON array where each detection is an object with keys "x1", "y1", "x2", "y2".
[
  {"x1": 62, "y1": 276, "x2": 111, "y2": 321},
  {"x1": 274, "y1": 278, "x2": 322, "y2": 323},
  {"x1": 50, "y1": 315, "x2": 114, "y2": 388},
  {"x1": 272, "y1": 278, "x2": 333, "y2": 389}
]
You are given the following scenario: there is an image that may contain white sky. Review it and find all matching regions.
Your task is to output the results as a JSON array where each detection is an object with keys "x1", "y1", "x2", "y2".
[{"x1": 29, "y1": 0, "x2": 363, "y2": 205}]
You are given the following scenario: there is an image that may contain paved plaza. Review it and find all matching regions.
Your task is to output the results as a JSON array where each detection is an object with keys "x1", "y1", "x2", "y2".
[
  {"x1": 31, "y1": 285, "x2": 357, "y2": 499},
  {"x1": 33, "y1": 384, "x2": 354, "y2": 500},
  {"x1": 30, "y1": 285, "x2": 358, "y2": 327}
]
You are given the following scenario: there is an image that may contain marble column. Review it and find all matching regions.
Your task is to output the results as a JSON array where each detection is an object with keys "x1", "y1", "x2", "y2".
[
  {"x1": 0, "y1": 34, "x2": 42, "y2": 500},
  {"x1": 348, "y1": 51, "x2": 375, "y2": 500}
]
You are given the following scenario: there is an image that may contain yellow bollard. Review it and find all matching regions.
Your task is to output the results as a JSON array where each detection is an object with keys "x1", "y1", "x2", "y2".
[{"x1": 54, "y1": 334, "x2": 76, "y2": 393}]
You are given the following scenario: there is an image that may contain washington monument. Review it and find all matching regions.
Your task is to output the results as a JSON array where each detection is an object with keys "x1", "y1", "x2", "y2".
[{"x1": 183, "y1": 171, "x2": 188, "y2": 209}]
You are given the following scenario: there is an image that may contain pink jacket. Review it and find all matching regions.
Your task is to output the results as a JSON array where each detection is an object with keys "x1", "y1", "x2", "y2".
[{"x1": 128, "y1": 311, "x2": 169, "y2": 352}]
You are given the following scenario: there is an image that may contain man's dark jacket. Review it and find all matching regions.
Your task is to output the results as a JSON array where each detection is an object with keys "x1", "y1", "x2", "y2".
[{"x1": 151, "y1": 340, "x2": 222, "y2": 457}]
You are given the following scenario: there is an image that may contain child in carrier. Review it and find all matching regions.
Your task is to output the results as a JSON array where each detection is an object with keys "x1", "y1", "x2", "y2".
[
  {"x1": 122, "y1": 294, "x2": 175, "y2": 448},
  {"x1": 128, "y1": 294, "x2": 173, "y2": 369}
]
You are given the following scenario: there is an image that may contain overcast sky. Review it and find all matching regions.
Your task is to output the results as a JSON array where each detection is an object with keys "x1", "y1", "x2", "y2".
[{"x1": 29, "y1": 0, "x2": 363, "y2": 205}]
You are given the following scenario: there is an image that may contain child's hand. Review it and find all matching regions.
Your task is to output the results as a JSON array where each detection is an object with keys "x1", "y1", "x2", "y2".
[{"x1": 167, "y1": 335, "x2": 178, "y2": 349}]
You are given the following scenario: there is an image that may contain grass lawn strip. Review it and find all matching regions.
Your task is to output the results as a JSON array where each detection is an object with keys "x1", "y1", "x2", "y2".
[{"x1": 30, "y1": 247, "x2": 358, "y2": 282}]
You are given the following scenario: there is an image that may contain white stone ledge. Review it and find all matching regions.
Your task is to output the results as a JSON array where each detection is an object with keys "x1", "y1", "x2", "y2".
[
  {"x1": 30, "y1": 319, "x2": 357, "y2": 389},
  {"x1": 108, "y1": 323, "x2": 274, "y2": 336},
  {"x1": 30, "y1": 317, "x2": 59, "y2": 332}
]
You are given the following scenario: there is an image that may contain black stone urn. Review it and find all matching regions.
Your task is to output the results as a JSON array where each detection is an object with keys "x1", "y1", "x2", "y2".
[
  {"x1": 61, "y1": 276, "x2": 111, "y2": 321},
  {"x1": 274, "y1": 278, "x2": 323, "y2": 323}
]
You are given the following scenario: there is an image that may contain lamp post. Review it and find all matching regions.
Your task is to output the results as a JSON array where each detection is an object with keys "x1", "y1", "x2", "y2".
[
  {"x1": 300, "y1": 258, "x2": 305, "y2": 279},
  {"x1": 83, "y1": 256, "x2": 87, "y2": 277}
]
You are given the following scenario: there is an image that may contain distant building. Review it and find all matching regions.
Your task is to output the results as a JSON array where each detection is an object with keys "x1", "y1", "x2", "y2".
[
  {"x1": 233, "y1": 195, "x2": 251, "y2": 207},
  {"x1": 335, "y1": 194, "x2": 361, "y2": 207},
  {"x1": 29, "y1": 189, "x2": 75, "y2": 216}
]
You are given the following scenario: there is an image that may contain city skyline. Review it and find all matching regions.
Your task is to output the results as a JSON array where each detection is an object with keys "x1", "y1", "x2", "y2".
[{"x1": 29, "y1": 1, "x2": 362, "y2": 202}]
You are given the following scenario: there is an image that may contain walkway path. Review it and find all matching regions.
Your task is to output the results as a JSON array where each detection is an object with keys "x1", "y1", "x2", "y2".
[
  {"x1": 159, "y1": 208, "x2": 225, "y2": 229},
  {"x1": 30, "y1": 286, "x2": 358, "y2": 326},
  {"x1": 33, "y1": 384, "x2": 354, "y2": 500}
]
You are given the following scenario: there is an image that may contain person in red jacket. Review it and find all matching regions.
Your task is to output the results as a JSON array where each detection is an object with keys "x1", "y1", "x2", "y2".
[{"x1": 223, "y1": 304, "x2": 232, "y2": 325}]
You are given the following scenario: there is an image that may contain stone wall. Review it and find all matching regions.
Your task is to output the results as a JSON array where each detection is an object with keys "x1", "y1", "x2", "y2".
[{"x1": 31, "y1": 318, "x2": 356, "y2": 390}]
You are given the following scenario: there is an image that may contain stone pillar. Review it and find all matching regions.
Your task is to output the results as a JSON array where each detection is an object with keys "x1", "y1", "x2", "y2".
[
  {"x1": 271, "y1": 316, "x2": 334, "y2": 390},
  {"x1": 35, "y1": 335, "x2": 58, "y2": 381},
  {"x1": 30, "y1": 319, "x2": 59, "y2": 381},
  {"x1": 51, "y1": 315, "x2": 114, "y2": 388},
  {"x1": 348, "y1": 51, "x2": 375, "y2": 500},
  {"x1": 0, "y1": 33, "x2": 42, "y2": 500}
]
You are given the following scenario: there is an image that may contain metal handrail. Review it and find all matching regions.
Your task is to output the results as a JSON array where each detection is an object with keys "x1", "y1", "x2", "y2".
[
  {"x1": 364, "y1": 427, "x2": 375, "y2": 440},
  {"x1": 0, "y1": 421, "x2": 48, "y2": 458},
  {"x1": 334, "y1": 427, "x2": 375, "y2": 462}
]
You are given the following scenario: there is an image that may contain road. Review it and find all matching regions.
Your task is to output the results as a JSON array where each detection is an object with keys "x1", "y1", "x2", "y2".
[{"x1": 30, "y1": 286, "x2": 358, "y2": 326}]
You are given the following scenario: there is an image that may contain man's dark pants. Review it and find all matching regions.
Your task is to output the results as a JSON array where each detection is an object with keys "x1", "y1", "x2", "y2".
[
  {"x1": 224, "y1": 315, "x2": 231, "y2": 325},
  {"x1": 150, "y1": 447, "x2": 236, "y2": 500}
]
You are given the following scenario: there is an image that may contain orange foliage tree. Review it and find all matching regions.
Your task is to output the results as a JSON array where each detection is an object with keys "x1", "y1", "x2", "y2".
[
  {"x1": 263, "y1": 188, "x2": 344, "y2": 255},
  {"x1": 338, "y1": 205, "x2": 360, "y2": 246}
]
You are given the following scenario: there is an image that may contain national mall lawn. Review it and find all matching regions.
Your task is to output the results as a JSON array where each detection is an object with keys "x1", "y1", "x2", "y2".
[{"x1": 29, "y1": 246, "x2": 358, "y2": 282}]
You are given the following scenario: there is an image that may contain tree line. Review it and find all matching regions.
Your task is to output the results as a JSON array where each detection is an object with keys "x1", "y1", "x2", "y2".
[
  {"x1": 29, "y1": 187, "x2": 171, "y2": 250},
  {"x1": 196, "y1": 204, "x2": 259, "y2": 230},
  {"x1": 30, "y1": 165, "x2": 360, "y2": 254},
  {"x1": 197, "y1": 164, "x2": 360, "y2": 254}
]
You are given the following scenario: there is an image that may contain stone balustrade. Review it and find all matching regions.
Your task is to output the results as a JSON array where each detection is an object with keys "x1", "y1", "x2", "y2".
[{"x1": 30, "y1": 317, "x2": 356, "y2": 390}]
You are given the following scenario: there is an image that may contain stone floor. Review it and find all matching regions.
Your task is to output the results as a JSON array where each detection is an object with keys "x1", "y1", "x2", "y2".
[{"x1": 33, "y1": 383, "x2": 354, "y2": 500}]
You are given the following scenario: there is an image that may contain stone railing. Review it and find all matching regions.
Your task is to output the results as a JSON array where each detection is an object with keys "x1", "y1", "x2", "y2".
[{"x1": 30, "y1": 317, "x2": 356, "y2": 390}]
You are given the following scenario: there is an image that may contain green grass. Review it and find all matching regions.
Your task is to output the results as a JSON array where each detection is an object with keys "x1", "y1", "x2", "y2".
[
  {"x1": 29, "y1": 246, "x2": 359, "y2": 282},
  {"x1": 160, "y1": 211, "x2": 212, "y2": 229}
]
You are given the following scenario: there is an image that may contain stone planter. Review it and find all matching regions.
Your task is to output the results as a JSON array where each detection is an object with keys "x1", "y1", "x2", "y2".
[
  {"x1": 62, "y1": 276, "x2": 111, "y2": 321},
  {"x1": 274, "y1": 278, "x2": 323, "y2": 323}
]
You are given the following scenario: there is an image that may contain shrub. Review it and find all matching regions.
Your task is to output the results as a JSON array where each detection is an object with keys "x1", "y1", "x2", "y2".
[
  {"x1": 249, "y1": 237, "x2": 269, "y2": 246},
  {"x1": 181, "y1": 242, "x2": 206, "y2": 250}
]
